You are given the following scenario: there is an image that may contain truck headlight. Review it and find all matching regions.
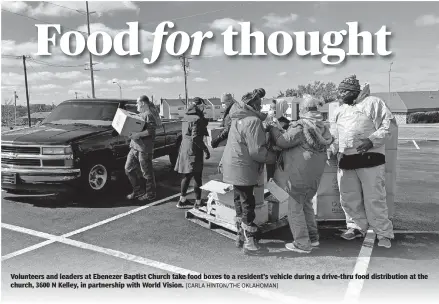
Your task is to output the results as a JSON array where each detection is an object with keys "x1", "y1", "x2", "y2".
[{"x1": 42, "y1": 146, "x2": 73, "y2": 155}]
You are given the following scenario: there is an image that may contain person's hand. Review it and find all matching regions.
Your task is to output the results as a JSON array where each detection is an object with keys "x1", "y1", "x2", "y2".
[
  {"x1": 129, "y1": 132, "x2": 141, "y2": 140},
  {"x1": 272, "y1": 145, "x2": 282, "y2": 152},
  {"x1": 357, "y1": 138, "x2": 373, "y2": 153},
  {"x1": 211, "y1": 137, "x2": 219, "y2": 148},
  {"x1": 205, "y1": 150, "x2": 211, "y2": 160}
]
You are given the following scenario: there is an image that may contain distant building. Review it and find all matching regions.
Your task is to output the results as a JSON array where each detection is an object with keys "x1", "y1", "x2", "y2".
[
  {"x1": 160, "y1": 98, "x2": 186, "y2": 119},
  {"x1": 206, "y1": 98, "x2": 224, "y2": 120},
  {"x1": 262, "y1": 97, "x2": 302, "y2": 121},
  {"x1": 373, "y1": 91, "x2": 439, "y2": 124},
  {"x1": 19, "y1": 112, "x2": 50, "y2": 125},
  {"x1": 160, "y1": 97, "x2": 225, "y2": 120}
]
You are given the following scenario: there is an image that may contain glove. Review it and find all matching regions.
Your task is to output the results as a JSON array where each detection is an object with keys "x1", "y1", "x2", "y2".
[
  {"x1": 211, "y1": 137, "x2": 220, "y2": 149},
  {"x1": 211, "y1": 131, "x2": 228, "y2": 148},
  {"x1": 204, "y1": 149, "x2": 210, "y2": 160}
]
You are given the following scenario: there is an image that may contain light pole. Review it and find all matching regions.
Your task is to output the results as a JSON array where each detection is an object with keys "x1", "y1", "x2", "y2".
[
  {"x1": 388, "y1": 62, "x2": 393, "y2": 103},
  {"x1": 113, "y1": 81, "x2": 122, "y2": 99}
]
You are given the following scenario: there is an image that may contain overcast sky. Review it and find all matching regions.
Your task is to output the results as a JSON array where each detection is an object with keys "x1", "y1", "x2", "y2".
[{"x1": 1, "y1": 1, "x2": 439, "y2": 105}]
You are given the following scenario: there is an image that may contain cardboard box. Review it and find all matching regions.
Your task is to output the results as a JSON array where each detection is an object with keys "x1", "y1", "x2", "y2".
[
  {"x1": 265, "y1": 179, "x2": 290, "y2": 202},
  {"x1": 386, "y1": 172, "x2": 397, "y2": 196},
  {"x1": 207, "y1": 127, "x2": 226, "y2": 147},
  {"x1": 312, "y1": 194, "x2": 345, "y2": 221},
  {"x1": 200, "y1": 180, "x2": 235, "y2": 208},
  {"x1": 385, "y1": 149, "x2": 397, "y2": 174},
  {"x1": 385, "y1": 122, "x2": 399, "y2": 150},
  {"x1": 213, "y1": 201, "x2": 268, "y2": 226},
  {"x1": 386, "y1": 194, "x2": 395, "y2": 219},
  {"x1": 112, "y1": 108, "x2": 145, "y2": 137},
  {"x1": 267, "y1": 199, "x2": 289, "y2": 222},
  {"x1": 265, "y1": 179, "x2": 290, "y2": 221},
  {"x1": 316, "y1": 172, "x2": 340, "y2": 196}
]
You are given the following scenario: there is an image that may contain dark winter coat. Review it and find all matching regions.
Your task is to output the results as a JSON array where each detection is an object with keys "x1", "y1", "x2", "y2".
[
  {"x1": 174, "y1": 106, "x2": 209, "y2": 174},
  {"x1": 222, "y1": 101, "x2": 276, "y2": 186}
]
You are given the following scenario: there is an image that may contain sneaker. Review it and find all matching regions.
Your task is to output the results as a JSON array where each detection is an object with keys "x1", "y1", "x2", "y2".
[
  {"x1": 126, "y1": 192, "x2": 145, "y2": 200},
  {"x1": 341, "y1": 228, "x2": 365, "y2": 240},
  {"x1": 138, "y1": 193, "x2": 156, "y2": 201},
  {"x1": 176, "y1": 200, "x2": 194, "y2": 209},
  {"x1": 194, "y1": 200, "x2": 204, "y2": 209},
  {"x1": 377, "y1": 237, "x2": 392, "y2": 248},
  {"x1": 311, "y1": 241, "x2": 320, "y2": 247},
  {"x1": 285, "y1": 242, "x2": 312, "y2": 254}
]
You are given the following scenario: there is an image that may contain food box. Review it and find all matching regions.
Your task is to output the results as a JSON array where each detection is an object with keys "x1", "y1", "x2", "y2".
[
  {"x1": 112, "y1": 108, "x2": 145, "y2": 137},
  {"x1": 207, "y1": 127, "x2": 226, "y2": 147},
  {"x1": 213, "y1": 201, "x2": 268, "y2": 226},
  {"x1": 200, "y1": 180, "x2": 234, "y2": 208},
  {"x1": 312, "y1": 194, "x2": 345, "y2": 221},
  {"x1": 316, "y1": 172, "x2": 340, "y2": 196},
  {"x1": 265, "y1": 179, "x2": 290, "y2": 221}
]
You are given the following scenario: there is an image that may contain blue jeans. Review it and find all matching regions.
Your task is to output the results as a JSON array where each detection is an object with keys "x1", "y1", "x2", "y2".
[{"x1": 125, "y1": 149, "x2": 156, "y2": 198}]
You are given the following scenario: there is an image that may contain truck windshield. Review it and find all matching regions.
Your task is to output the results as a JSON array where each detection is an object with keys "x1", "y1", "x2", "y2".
[{"x1": 42, "y1": 102, "x2": 118, "y2": 126}]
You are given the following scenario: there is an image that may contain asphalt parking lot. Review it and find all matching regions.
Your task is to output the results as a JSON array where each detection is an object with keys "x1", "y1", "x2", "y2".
[{"x1": 2, "y1": 126, "x2": 439, "y2": 304}]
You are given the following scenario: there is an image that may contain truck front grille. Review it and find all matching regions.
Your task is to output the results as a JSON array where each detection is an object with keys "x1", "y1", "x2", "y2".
[
  {"x1": 1, "y1": 145, "x2": 40, "y2": 154},
  {"x1": 1, "y1": 158, "x2": 41, "y2": 166}
]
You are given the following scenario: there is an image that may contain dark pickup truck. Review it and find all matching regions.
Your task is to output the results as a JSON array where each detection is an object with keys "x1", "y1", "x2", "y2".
[{"x1": 1, "y1": 99, "x2": 182, "y2": 196}]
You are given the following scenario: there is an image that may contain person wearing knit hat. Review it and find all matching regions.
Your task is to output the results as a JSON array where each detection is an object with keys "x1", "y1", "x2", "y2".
[
  {"x1": 269, "y1": 94, "x2": 334, "y2": 253},
  {"x1": 174, "y1": 97, "x2": 210, "y2": 209},
  {"x1": 211, "y1": 93, "x2": 236, "y2": 148},
  {"x1": 221, "y1": 87, "x2": 276, "y2": 255},
  {"x1": 329, "y1": 75, "x2": 396, "y2": 248}
]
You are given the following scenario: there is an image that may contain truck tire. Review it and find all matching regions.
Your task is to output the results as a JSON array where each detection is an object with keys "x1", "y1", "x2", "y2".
[
  {"x1": 82, "y1": 162, "x2": 112, "y2": 195},
  {"x1": 169, "y1": 137, "x2": 181, "y2": 168}
]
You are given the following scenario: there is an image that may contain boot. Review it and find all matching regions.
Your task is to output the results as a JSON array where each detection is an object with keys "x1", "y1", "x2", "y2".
[
  {"x1": 235, "y1": 218, "x2": 244, "y2": 248},
  {"x1": 241, "y1": 222, "x2": 267, "y2": 255}
]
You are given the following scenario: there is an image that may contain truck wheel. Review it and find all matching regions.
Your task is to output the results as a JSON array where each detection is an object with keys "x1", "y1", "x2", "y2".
[
  {"x1": 169, "y1": 138, "x2": 181, "y2": 168},
  {"x1": 83, "y1": 163, "x2": 111, "y2": 195}
]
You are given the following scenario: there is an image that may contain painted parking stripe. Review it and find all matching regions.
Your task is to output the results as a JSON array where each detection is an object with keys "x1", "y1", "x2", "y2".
[
  {"x1": 1, "y1": 190, "x2": 192, "y2": 261},
  {"x1": 394, "y1": 230, "x2": 439, "y2": 234},
  {"x1": 412, "y1": 140, "x2": 420, "y2": 149},
  {"x1": 343, "y1": 229, "x2": 376, "y2": 303},
  {"x1": 2, "y1": 223, "x2": 310, "y2": 304}
]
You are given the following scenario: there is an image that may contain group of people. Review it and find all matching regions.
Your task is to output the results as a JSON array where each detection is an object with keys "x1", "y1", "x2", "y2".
[{"x1": 124, "y1": 74, "x2": 396, "y2": 256}]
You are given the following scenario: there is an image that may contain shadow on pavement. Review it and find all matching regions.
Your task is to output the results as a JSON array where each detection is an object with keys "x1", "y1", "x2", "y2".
[{"x1": 372, "y1": 233, "x2": 439, "y2": 260}]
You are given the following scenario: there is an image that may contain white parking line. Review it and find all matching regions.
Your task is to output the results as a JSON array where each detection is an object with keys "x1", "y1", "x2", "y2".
[
  {"x1": 394, "y1": 230, "x2": 439, "y2": 234},
  {"x1": 412, "y1": 140, "x2": 420, "y2": 149},
  {"x1": 343, "y1": 229, "x2": 376, "y2": 303},
  {"x1": 1, "y1": 190, "x2": 192, "y2": 261},
  {"x1": 2, "y1": 223, "x2": 309, "y2": 304}
]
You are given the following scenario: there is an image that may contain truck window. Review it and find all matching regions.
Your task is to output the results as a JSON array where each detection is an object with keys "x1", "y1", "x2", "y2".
[
  {"x1": 124, "y1": 104, "x2": 139, "y2": 114},
  {"x1": 42, "y1": 102, "x2": 118, "y2": 126}
]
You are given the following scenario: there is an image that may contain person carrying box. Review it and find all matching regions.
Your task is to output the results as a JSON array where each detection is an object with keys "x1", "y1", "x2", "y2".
[{"x1": 125, "y1": 95, "x2": 162, "y2": 201}]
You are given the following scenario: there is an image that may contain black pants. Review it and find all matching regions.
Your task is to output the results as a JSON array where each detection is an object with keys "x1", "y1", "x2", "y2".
[
  {"x1": 266, "y1": 164, "x2": 276, "y2": 181},
  {"x1": 181, "y1": 172, "x2": 202, "y2": 200},
  {"x1": 234, "y1": 185, "x2": 256, "y2": 226}
]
